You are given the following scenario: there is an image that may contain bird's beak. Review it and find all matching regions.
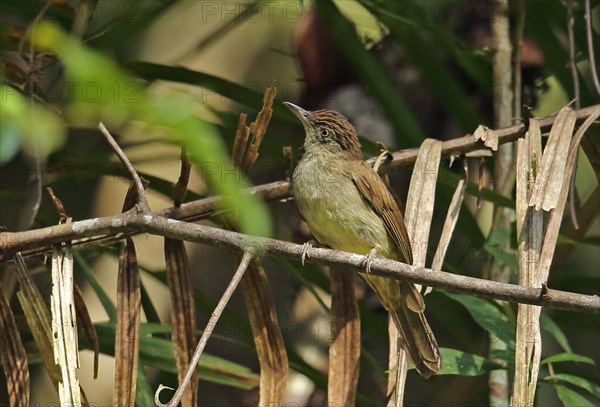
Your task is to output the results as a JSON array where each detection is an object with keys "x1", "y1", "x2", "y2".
[{"x1": 283, "y1": 102, "x2": 310, "y2": 126}]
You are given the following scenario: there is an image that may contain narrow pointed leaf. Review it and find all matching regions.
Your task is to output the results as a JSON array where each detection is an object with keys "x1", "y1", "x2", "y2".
[
  {"x1": 0, "y1": 283, "x2": 29, "y2": 407},
  {"x1": 328, "y1": 267, "x2": 360, "y2": 407},
  {"x1": 50, "y1": 245, "x2": 81, "y2": 405},
  {"x1": 73, "y1": 284, "x2": 99, "y2": 378},
  {"x1": 113, "y1": 240, "x2": 141, "y2": 407},
  {"x1": 541, "y1": 353, "x2": 595, "y2": 366},
  {"x1": 164, "y1": 238, "x2": 198, "y2": 406},
  {"x1": 512, "y1": 119, "x2": 544, "y2": 405}
]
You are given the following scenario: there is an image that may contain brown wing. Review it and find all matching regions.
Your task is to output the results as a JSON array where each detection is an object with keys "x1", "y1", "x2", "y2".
[{"x1": 351, "y1": 160, "x2": 413, "y2": 264}]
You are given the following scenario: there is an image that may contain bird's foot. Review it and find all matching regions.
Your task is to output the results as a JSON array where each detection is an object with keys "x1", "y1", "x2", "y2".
[
  {"x1": 361, "y1": 244, "x2": 382, "y2": 274},
  {"x1": 301, "y1": 239, "x2": 318, "y2": 266}
]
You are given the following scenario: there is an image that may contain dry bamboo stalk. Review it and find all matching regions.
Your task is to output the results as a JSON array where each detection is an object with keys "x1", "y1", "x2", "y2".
[
  {"x1": 529, "y1": 108, "x2": 577, "y2": 211},
  {"x1": 511, "y1": 119, "x2": 543, "y2": 406},
  {"x1": 50, "y1": 244, "x2": 81, "y2": 406},
  {"x1": 388, "y1": 139, "x2": 442, "y2": 406}
]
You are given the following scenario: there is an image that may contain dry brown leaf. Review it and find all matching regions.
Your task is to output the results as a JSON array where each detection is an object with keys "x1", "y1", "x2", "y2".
[
  {"x1": 14, "y1": 254, "x2": 89, "y2": 406},
  {"x1": 388, "y1": 139, "x2": 442, "y2": 405},
  {"x1": 46, "y1": 187, "x2": 67, "y2": 221},
  {"x1": 328, "y1": 267, "x2": 360, "y2": 407},
  {"x1": 537, "y1": 109, "x2": 600, "y2": 279},
  {"x1": 74, "y1": 284, "x2": 99, "y2": 379},
  {"x1": 229, "y1": 87, "x2": 288, "y2": 406},
  {"x1": 405, "y1": 139, "x2": 442, "y2": 270},
  {"x1": 511, "y1": 120, "x2": 544, "y2": 406},
  {"x1": 164, "y1": 238, "x2": 198, "y2": 407},
  {"x1": 244, "y1": 88, "x2": 276, "y2": 171},
  {"x1": 234, "y1": 88, "x2": 276, "y2": 173},
  {"x1": 173, "y1": 148, "x2": 192, "y2": 208},
  {"x1": 473, "y1": 125, "x2": 499, "y2": 151},
  {"x1": 386, "y1": 328, "x2": 409, "y2": 407},
  {"x1": 0, "y1": 283, "x2": 29, "y2": 407},
  {"x1": 232, "y1": 113, "x2": 250, "y2": 167},
  {"x1": 465, "y1": 149, "x2": 494, "y2": 157},
  {"x1": 477, "y1": 156, "x2": 485, "y2": 209},
  {"x1": 240, "y1": 260, "x2": 289, "y2": 405},
  {"x1": 529, "y1": 108, "x2": 577, "y2": 211},
  {"x1": 427, "y1": 173, "x2": 467, "y2": 295},
  {"x1": 122, "y1": 178, "x2": 149, "y2": 212},
  {"x1": 14, "y1": 254, "x2": 61, "y2": 386},
  {"x1": 511, "y1": 108, "x2": 598, "y2": 405},
  {"x1": 113, "y1": 239, "x2": 141, "y2": 407},
  {"x1": 50, "y1": 244, "x2": 81, "y2": 405}
]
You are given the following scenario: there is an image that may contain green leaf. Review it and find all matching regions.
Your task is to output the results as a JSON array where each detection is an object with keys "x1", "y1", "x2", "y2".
[
  {"x1": 358, "y1": 0, "x2": 494, "y2": 95},
  {"x1": 316, "y1": 0, "x2": 426, "y2": 147},
  {"x1": 0, "y1": 119, "x2": 20, "y2": 163},
  {"x1": 484, "y1": 228, "x2": 518, "y2": 272},
  {"x1": 438, "y1": 348, "x2": 504, "y2": 376},
  {"x1": 540, "y1": 313, "x2": 572, "y2": 352},
  {"x1": 581, "y1": 236, "x2": 600, "y2": 247},
  {"x1": 0, "y1": 84, "x2": 66, "y2": 163},
  {"x1": 444, "y1": 292, "x2": 515, "y2": 346},
  {"x1": 126, "y1": 62, "x2": 295, "y2": 123},
  {"x1": 490, "y1": 348, "x2": 515, "y2": 364},
  {"x1": 194, "y1": 1, "x2": 263, "y2": 54},
  {"x1": 361, "y1": 7, "x2": 484, "y2": 132},
  {"x1": 183, "y1": 118, "x2": 272, "y2": 238},
  {"x1": 74, "y1": 251, "x2": 117, "y2": 321},
  {"x1": 91, "y1": 1, "x2": 180, "y2": 47},
  {"x1": 135, "y1": 359, "x2": 155, "y2": 406},
  {"x1": 547, "y1": 374, "x2": 600, "y2": 398},
  {"x1": 33, "y1": 22, "x2": 272, "y2": 239},
  {"x1": 139, "y1": 277, "x2": 161, "y2": 324},
  {"x1": 32, "y1": 22, "x2": 147, "y2": 126},
  {"x1": 553, "y1": 383, "x2": 596, "y2": 407},
  {"x1": 438, "y1": 167, "x2": 515, "y2": 209},
  {"x1": 527, "y1": 2, "x2": 596, "y2": 108},
  {"x1": 49, "y1": 161, "x2": 204, "y2": 202},
  {"x1": 541, "y1": 353, "x2": 595, "y2": 366},
  {"x1": 90, "y1": 323, "x2": 259, "y2": 390},
  {"x1": 279, "y1": 260, "x2": 330, "y2": 312}
]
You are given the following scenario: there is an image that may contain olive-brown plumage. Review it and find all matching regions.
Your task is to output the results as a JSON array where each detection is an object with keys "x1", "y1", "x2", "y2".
[{"x1": 285, "y1": 102, "x2": 441, "y2": 377}]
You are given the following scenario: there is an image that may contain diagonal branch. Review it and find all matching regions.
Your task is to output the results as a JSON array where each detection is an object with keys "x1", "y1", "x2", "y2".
[
  {"x1": 98, "y1": 122, "x2": 150, "y2": 213},
  {"x1": 155, "y1": 250, "x2": 254, "y2": 407}
]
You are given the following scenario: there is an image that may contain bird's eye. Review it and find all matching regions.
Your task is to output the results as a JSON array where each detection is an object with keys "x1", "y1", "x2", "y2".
[{"x1": 320, "y1": 128, "x2": 330, "y2": 137}]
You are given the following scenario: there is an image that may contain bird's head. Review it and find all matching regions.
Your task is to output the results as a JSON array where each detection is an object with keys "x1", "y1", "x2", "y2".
[{"x1": 283, "y1": 102, "x2": 363, "y2": 159}]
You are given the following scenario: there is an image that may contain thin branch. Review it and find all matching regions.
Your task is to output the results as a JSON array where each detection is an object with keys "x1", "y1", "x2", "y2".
[
  {"x1": 1, "y1": 212, "x2": 599, "y2": 312},
  {"x1": 98, "y1": 122, "x2": 150, "y2": 213},
  {"x1": 584, "y1": 0, "x2": 600, "y2": 96},
  {"x1": 155, "y1": 250, "x2": 254, "y2": 407},
  {"x1": 4, "y1": 105, "x2": 598, "y2": 261},
  {"x1": 567, "y1": 0, "x2": 581, "y2": 230},
  {"x1": 490, "y1": 0, "x2": 513, "y2": 403},
  {"x1": 566, "y1": 0, "x2": 581, "y2": 110}
]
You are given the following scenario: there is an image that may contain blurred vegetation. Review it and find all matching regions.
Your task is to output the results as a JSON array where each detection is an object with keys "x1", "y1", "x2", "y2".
[{"x1": 1, "y1": 0, "x2": 598, "y2": 406}]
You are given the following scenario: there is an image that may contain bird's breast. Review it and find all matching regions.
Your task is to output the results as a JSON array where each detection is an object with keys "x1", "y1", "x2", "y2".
[{"x1": 292, "y1": 153, "x2": 392, "y2": 256}]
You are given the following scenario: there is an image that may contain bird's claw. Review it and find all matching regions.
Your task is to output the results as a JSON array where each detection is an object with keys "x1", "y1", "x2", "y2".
[
  {"x1": 361, "y1": 245, "x2": 382, "y2": 274},
  {"x1": 301, "y1": 241, "x2": 313, "y2": 266}
]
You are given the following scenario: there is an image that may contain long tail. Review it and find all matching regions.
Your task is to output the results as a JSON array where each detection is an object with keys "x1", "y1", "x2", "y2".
[{"x1": 390, "y1": 298, "x2": 441, "y2": 378}]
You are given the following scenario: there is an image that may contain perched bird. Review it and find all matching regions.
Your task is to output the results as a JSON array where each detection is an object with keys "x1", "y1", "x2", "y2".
[{"x1": 285, "y1": 102, "x2": 441, "y2": 377}]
